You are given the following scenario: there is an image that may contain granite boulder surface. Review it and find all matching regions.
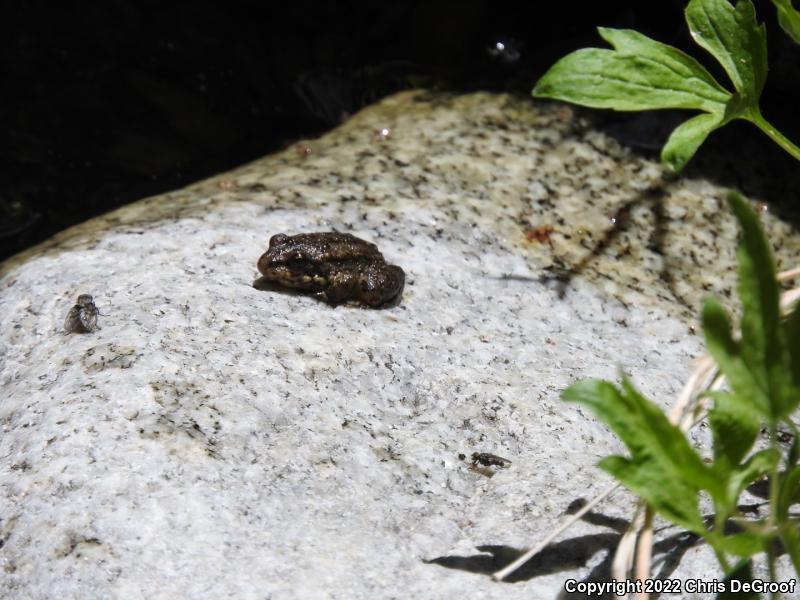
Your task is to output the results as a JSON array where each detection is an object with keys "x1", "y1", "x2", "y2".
[{"x1": 1, "y1": 91, "x2": 799, "y2": 599}]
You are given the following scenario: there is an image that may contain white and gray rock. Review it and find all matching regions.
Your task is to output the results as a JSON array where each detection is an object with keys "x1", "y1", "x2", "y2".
[{"x1": 1, "y1": 91, "x2": 798, "y2": 599}]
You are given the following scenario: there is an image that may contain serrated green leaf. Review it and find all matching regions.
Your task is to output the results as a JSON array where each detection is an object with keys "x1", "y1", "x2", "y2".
[
  {"x1": 662, "y1": 112, "x2": 727, "y2": 171},
  {"x1": 729, "y1": 191, "x2": 779, "y2": 370},
  {"x1": 707, "y1": 391, "x2": 760, "y2": 477},
  {"x1": 532, "y1": 0, "x2": 796, "y2": 172},
  {"x1": 599, "y1": 455, "x2": 706, "y2": 533},
  {"x1": 702, "y1": 297, "x2": 770, "y2": 416},
  {"x1": 562, "y1": 379, "x2": 641, "y2": 444},
  {"x1": 596, "y1": 27, "x2": 732, "y2": 102},
  {"x1": 533, "y1": 25, "x2": 731, "y2": 115},
  {"x1": 700, "y1": 193, "x2": 799, "y2": 422},
  {"x1": 772, "y1": 0, "x2": 800, "y2": 44},
  {"x1": 619, "y1": 377, "x2": 718, "y2": 494},
  {"x1": 686, "y1": 0, "x2": 767, "y2": 103},
  {"x1": 563, "y1": 378, "x2": 718, "y2": 531},
  {"x1": 532, "y1": 47, "x2": 729, "y2": 112},
  {"x1": 726, "y1": 448, "x2": 778, "y2": 510},
  {"x1": 563, "y1": 379, "x2": 713, "y2": 491},
  {"x1": 728, "y1": 192, "x2": 797, "y2": 420}
]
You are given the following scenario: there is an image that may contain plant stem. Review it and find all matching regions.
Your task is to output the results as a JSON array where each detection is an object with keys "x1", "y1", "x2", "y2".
[
  {"x1": 748, "y1": 110, "x2": 800, "y2": 163},
  {"x1": 768, "y1": 424, "x2": 781, "y2": 600},
  {"x1": 768, "y1": 556, "x2": 778, "y2": 600},
  {"x1": 709, "y1": 522, "x2": 731, "y2": 573}
]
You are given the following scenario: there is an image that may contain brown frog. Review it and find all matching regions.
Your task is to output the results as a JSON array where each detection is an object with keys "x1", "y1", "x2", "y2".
[{"x1": 257, "y1": 232, "x2": 405, "y2": 307}]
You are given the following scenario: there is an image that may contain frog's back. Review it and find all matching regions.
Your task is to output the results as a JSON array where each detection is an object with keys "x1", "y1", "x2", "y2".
[{"x1": 270, "y1": 232, "x2": 381, "y2": 264}]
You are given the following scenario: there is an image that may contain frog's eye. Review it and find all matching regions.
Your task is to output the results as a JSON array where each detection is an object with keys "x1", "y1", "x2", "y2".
[
  {"x1": 287, "y1": 259, "x2": 313, "y2": 273},
  {"x1": 269, "y1": 234, "x2": 288, "y2": 247}
]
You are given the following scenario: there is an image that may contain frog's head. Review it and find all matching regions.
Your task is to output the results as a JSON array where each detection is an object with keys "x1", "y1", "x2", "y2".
[{"x1": 257, "y1": 233, "x2": 328, "y2": 291}]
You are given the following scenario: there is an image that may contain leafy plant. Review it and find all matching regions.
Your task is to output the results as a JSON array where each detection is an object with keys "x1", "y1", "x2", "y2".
[
  {"x1": 498, "y1": 0, "x2": 800, "y2": 593},
  {"x1": 772, "y1": 0, "x2": 800, "y2": 43},
  {"x1": 563, "y1": 192, "x2": 800, "y2": 583},
  {"x1": 532, "y1": 0, "x2": 800, "y2": 171}
]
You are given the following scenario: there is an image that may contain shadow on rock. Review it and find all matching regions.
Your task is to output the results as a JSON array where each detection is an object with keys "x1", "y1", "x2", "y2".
[
  {"x1": 424, "y1": 499, "x2": 703, "y2": 599},
  {"x1": 424, "y1": 533, "x2": 619, "y2": 583}
]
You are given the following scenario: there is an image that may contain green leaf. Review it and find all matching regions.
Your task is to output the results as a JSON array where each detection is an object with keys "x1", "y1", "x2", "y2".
[
  {"x1": 779, "y1": 522, "x2": 800, "y2": 576},
  {"x1": 707, "y1": 391, "x2": 760, "y2": 476},
  {"x1": 786, "y1": 421, "x2": 800, "y2": 468},
  {"x1": 600, "y1": 455, "x2": 706, "y2": 533},
  {"x1": 771, "y1": 0, "x2": 800, "y2": 44},
  {"x1": 565, "y1": 379, "x2": 715, "y2": 490},
  {"x1": 596, "y1": 27, "x2": 732, "y2": 109},
  {"x1": 702, "y1": 194, "x2": 798, "y2": 422},
  {"x1": 729, "y1": 192, "x2": 779, "y2": 370},
  {"x1": 728, "y1": 192, "x2": 797, "y2": 419},
  {"x1": 778, "y1": 464, "x2": 800, "y2": 519},
  {"x1": 717, "y1": 559, "x2": 759, "y2": 599},
  {"x1": 532, "y1": 46, "x2": 729, "y2": 112},
  {"x1": 686, "y1": 0, "x2": 767, "y2": 103},
  {"x1": 532, "y1": 0, "x2": 777, "y2": 171},
  {"x1": 563, "y1": 378, "x2": 716, "y2": 532},
  {"x1": 662, "y1": 112, "x2": 726, "y2": 172},
  {"x1": 702, "y1": 297, "x2": 770, "y2": 417},
  {"x1": 532, "y1": 24, "x2": 731, "y2": 117},
  {"x1": 785, "y1": 302, "x2": 800, "y2": 386},
  {"x1": 619, "y1": 378, "x2": 717, "y2": 493},
  {"x1": 725, "y1": 448, "x2": 778, "y2": 510},
  {"x1": 717, "y1": 530, "x2": 766, "y2": 557}
]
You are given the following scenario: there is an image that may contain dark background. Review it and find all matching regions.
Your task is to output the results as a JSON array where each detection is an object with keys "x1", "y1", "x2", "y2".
[{"x1": 3, "y1": 0, "x2": 799, "y2": 260}]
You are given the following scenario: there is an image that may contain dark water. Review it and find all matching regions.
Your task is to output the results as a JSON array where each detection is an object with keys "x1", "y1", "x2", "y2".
[{"x1": 2, "y1": 1, "x2": 798, "y2": 260}]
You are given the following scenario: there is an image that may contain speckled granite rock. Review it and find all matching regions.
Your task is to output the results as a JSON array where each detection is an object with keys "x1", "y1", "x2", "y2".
[{"x1": 1, "y1": 91, "x2": 798, "y2": 599}]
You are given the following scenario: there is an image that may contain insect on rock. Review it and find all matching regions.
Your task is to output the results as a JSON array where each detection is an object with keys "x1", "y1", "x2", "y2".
[
  {"x1": 470, "y1": 452, "x2": 512, "y2": 469},
  {"x1": 64, "y1": 294, "x2": 100, "y2": 334}
]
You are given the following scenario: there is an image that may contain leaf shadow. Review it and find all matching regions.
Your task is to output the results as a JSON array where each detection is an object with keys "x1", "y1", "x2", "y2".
[
  {"x1": 423, "y1": 498, "x2": 702, "y2": 598},
  {"x1": 596, "y1": 110, "x2": 800, "y2": 231},
  {"x1": 535, "y1": 118, "x2": 800, "y2": 324},
  {"x1": 538, "y1": 184, "x2": 697, "y2": 318}
]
